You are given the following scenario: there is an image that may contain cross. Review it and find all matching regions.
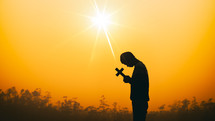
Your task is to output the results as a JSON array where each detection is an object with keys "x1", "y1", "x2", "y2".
[{"x1": 115, "y1": 68, "x2": 125, "y2": 78}]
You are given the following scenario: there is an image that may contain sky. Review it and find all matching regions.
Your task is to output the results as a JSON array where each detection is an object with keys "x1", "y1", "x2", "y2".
[{"x1": 0, "y1": 0, "x2": 215, "y2": 111}]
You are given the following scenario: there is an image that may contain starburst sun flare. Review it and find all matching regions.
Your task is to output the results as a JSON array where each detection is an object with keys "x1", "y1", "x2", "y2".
[
  {"x1": 78, "y1": 0, "x2": 123, "y2": 60},
  {"x1": 90, "y1": 1, "x2": 116, "y2": 59},
  {"x1": 91, "y1": 12, "x2": 111, "y2": 29}
]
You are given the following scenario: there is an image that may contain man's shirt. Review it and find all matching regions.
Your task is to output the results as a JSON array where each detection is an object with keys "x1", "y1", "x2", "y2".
[{"x1": 130, "y1": 61, "x2": 149, "y2": 101}]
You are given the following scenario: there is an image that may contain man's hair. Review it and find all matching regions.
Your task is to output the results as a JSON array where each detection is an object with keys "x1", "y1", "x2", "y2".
[{"x1": 120, "y1": 52, "x2": 137, "y2": 65}]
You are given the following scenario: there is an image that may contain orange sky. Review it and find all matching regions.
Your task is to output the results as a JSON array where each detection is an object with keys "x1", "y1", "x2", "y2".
[{"x1": 0, "y1": 0, "x2": 215, "y2": 111}]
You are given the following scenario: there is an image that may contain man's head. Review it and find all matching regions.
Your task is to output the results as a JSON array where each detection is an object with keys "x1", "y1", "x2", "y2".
[{"x1": 120, "y1": 52, "x2": 138, "y2": 67}]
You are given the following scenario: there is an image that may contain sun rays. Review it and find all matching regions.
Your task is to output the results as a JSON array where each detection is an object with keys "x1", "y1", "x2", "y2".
[
  {"x1": 89, "y1": 0, "x2": 117, "y2": 60},
  {"x1": 76, "y1": 0, "x2": 125, "y2": 62},
  {"x1": 91, "y1": 0, "x2": 116, "y2": 60}
]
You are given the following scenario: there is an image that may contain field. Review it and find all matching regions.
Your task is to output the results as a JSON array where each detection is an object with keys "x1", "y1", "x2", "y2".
[{"x1": 0, "y1": 87, "x2": 214, "y2": 121}]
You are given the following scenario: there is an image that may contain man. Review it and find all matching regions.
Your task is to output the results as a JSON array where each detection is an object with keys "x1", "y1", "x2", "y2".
[{"x1": 120, "y1": 52, "x2": 149, "y2": 121}]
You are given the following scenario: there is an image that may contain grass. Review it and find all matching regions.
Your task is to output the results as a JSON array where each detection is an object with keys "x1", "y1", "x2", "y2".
[{"x1": 0, "y1": 87, "x2": 214, "y2": 121}]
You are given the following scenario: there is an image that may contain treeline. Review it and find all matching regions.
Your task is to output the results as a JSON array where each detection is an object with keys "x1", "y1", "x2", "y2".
[
  {"x1": 0, "y1": 87, "x2": 215, "y2": 121},
  {"x1": 149, "y1": 97, "x2": 215, "y2": 121},
  {"x1": 0, "y1": 87, "x2": 131, "y2": 121}
]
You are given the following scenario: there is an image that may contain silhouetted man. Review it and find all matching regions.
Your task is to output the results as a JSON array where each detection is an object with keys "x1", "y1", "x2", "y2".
[{"x1": 120, "y1": 52, "x2": 149, "y2": 121}]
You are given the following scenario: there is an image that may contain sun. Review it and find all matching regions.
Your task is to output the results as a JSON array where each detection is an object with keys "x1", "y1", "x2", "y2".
[
  {"x1": 91, "y1": 12, "x2": 111, "y2": 29},
  {"x1": 87, "y1": 0, "x2": 117, "y2": 59},
  {"x1": 76, "y1": 0, "x2": 123, "y2": 61}
]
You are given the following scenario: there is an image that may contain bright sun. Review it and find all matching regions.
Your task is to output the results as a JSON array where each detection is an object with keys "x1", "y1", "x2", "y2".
[
  {"x1": 91, "y1": 13, "x2": 111, "y2": 29},
  {"x1": 78, "y1": 0, "x2": 123, "y2": 60},
  {"x1": 88, "y1": 0, "x2": 116, "y2": 59}
]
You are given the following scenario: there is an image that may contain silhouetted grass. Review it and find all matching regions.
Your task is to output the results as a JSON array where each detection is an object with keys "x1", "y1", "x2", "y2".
[{"x1": 0, "y1": 87, "x2": 214, "y2": 121}]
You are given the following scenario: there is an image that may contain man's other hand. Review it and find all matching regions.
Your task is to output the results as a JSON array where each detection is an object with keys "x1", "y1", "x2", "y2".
[{"x1": 123, "y1": 75, "x2": 131, "y2": 83}]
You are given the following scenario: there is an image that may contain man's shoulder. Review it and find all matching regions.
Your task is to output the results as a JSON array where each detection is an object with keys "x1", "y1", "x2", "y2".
[{"x1": 135, "y1": 61, "x2": 146, "y2": 68}]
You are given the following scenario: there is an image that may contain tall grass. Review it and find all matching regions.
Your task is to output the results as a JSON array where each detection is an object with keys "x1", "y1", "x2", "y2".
[{"x1": 0, "y1": 87, "x2": 214, "y2": 121}]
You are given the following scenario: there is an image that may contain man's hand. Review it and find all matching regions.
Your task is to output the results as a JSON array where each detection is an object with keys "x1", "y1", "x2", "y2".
[{"x1": 123, "y1": 75, "x2": 131, "y2": 83}]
